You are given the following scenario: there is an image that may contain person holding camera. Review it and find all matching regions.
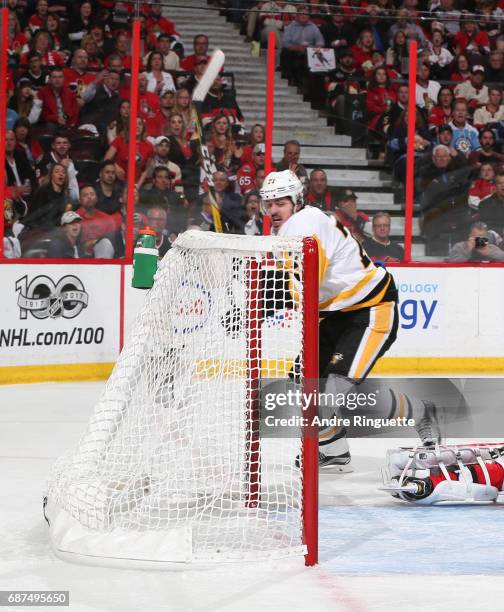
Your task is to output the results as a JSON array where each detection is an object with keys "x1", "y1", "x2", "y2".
[{"x1": 446, "y1": 221, "x2": 504, "y2": 262}]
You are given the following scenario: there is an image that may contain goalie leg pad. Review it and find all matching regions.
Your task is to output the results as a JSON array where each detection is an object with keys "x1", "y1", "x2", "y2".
[{"x1": 381, "y1": 445, "x2": 504, "y2": 504}]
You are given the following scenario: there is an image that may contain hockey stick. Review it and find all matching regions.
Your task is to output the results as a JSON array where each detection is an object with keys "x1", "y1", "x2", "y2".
[{"x1": 192, "y1": 49, "x2": 226, "y2": 233}]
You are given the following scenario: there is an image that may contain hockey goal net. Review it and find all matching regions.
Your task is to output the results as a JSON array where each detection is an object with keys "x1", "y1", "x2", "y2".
[{"x1": 45, "y1": 231, "x2": 319, "y2": 567}]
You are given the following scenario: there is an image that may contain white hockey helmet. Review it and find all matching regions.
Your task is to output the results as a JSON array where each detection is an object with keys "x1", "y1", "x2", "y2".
[{"x1": 259, "y1": 170, "x2": 304, "y2": 214}]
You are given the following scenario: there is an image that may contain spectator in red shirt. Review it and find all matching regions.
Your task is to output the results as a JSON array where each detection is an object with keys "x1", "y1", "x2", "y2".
[
  {"x1": 236, "y1": 143, "x2": 266, "y2": 194},
  {"x1": 63, "y1": 49, "x2": 97, "y2": 101},
  {"x1": 113, "y1": 31, "x2": 133, "y2": 71},
  {"x1": 180, "y1": 34, "x2": 210, "y2": 72},
  {"x1": 468, "y1": 162, "x2": 496, "y2": 210},
  {"x1": 36, "y1": 67, "x2": 80, "y2": 127},
  {"x1": 46, "y1": 14, "x2": 69, "y2": 57},
  {"x1": 334, "y1": 189, "x2": 370, "y2": 242},
  {"x1": 145, "y1": 89, "x2": 175, "y2": 137},
  {"x1": 76, "y1": 184, "x2": 119, "y2": 255},
  {"x1": 241, "y1": 123, "x2": 265, "y2": 165},
  {"x1": 21, "y1": 29, "x2": 64, "y2": 66},
  {"x1": 7, "y1": 11, "x2": 29, "y2": 66},
  {"x1": 306, "y1": 168, "x2": 336, "y2": 211},
  {"x1": 428, "y1": 86, "x2": 454, "y2": 131},
  {"x1": 453, "y1": 13, "x2": 490, "y2": 55},
  {"x1": 351, "y1": 29, "x2": 374, "y2": 70},
  {"x1": 28, "y1": 0, "x2": 49, "y2": 33},
  {"x1": 145, "y1": 1, "x2": 178, "y2": 37},
  {"x1": 136, "y1": 72, "x2": 161, "y2": 121},
  {"x1": 105, "y1": 116, "x2": 154, "y2": 183},
  {"x1": 366, "y1": 66, "x2": 397, "y2": 132},
  {"x1": 14, "y1": 118, "x2": 44, "y2": 166},
  {"x1": 81, "y1": 34, "x2": 104, "y2": 69}
]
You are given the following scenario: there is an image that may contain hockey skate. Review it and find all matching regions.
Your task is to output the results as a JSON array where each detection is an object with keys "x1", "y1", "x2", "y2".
[
  {"x1": 415, "y1": 400, "x2": 441, "y2": 446},
  {"x1": 295, "y1": 450, "x2": 353, "y2": 473},
  {"x1": 318, "y1": 450, "x2": 352, "y2": 472},
  {"x1": 317, "y1": 428, "x2": 353, "y2": 473}
]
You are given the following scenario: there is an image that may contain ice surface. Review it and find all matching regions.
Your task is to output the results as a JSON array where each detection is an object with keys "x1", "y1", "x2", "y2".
[{"x1": 2, "y1": 381, "x2": 504, "y2": 612}]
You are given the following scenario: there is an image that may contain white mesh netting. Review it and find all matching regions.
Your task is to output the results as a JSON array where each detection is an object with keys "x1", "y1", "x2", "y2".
[{"x1": 46, "y1": 231, "x2": 310, "y2": 566}]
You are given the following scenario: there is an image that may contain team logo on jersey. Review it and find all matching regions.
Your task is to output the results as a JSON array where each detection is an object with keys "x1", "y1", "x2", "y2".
[
  {"x1": 15, "y1": 274, "x2": 89, "y2": 320},
  {"x1": 454, "y1": 136, "x2": 471, "y2": 154},
  {"x1": 172, "y1": 281, "x2": 212, "y2": 334},
  {"x1": 330, "y1": 353, "x2": 344, "y2": 364}
]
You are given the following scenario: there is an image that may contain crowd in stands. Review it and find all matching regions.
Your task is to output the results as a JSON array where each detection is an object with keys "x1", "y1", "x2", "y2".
[
  {"x1": 243, "y1": 0, "x2": 504, "y2": 257},
  {"x1": 3, "y1": 0, "x2": 253, "y2": 258},
  {"x1": 4, "y1": 0, "x2": 504, "y2": 261}
]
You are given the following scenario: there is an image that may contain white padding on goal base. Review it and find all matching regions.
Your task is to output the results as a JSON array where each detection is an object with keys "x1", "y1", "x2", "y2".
[
  {"x1": 48, "y1": 505, "x2": 307, "y2": 568},
  {"x1": 174, "y1": 230, "x2": 304, "y2": 254},
  {"x1": 49, "y1": 506, "x2": 193, "y2": 565}
]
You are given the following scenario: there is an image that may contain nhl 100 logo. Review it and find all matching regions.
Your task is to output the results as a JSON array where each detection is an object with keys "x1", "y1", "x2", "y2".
[{"x1": 15, "y1": 274, "x2": 89, "y2": 320}]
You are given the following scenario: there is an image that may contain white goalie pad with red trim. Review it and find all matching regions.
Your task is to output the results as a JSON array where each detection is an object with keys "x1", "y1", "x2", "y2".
[{"x1": 380, "y1": 444, "x2": 504, "y2": 504}]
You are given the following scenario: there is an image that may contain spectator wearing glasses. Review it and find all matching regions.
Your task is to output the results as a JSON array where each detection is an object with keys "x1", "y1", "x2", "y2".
[
  {"x1": 145, "y1": 205, "x2": 172, "y2": 257},
  {"x1": 362, "y1": 212, "x2": 404, "y2": 262}
]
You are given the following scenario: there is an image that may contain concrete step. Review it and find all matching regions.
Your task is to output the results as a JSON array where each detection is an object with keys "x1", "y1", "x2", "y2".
[
  {"x1": 273, "y1": 130, "x2": 351, "y2": 146},
  {"x1": 326, "y1": 175, "x2": 393, "y2": 188},
  {"x1": 355, "y1": 191, "x2": 395, "y2": 204},
  {"x1": 236, "y1": 88, "x2": 299, "y2": 99},
  {"x1": 274, "y1": 145, "x2": 367, "y2": 159},
  {"x1": 240, "y1": 107, "x2": 321, "y2": 121},
  {"x1": 392, "y1": 217, "x2": 420, "y2": 235},
  {"x1": 357, "y1": 201, "x2": 403, "y2": 212},
  {"x1": 323, "y1": 168, "x2": 390, "y2": 182},
  {"x1": 296, "y1": 155, "x2": 372, "y2": 167},
  {"x1": 249, "y1": 117, "x2": 329, "y2": 129}
]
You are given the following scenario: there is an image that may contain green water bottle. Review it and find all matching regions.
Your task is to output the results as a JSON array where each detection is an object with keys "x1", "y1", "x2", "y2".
[{"x1": 132, "y1": 228, "x2": 158, "y2": 289}]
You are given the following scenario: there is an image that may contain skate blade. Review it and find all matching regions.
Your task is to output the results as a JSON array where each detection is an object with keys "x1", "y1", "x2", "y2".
[{"x1": 320, "y1": 463, "x2": 354, "y2": 474}]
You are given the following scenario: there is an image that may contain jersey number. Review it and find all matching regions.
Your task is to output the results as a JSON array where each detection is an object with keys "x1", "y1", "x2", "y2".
[{"x1": 335, "y1": 220, "x2": 371, "y2": 269}]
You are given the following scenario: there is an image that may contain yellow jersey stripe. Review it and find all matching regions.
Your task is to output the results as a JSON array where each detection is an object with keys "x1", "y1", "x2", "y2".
[
  {"x1": 319, "y1": 267, "x2": 378, "y2": 310},
  {"x1": 351, "y1": 301, "x2": 394, "y2": 380},
  {"x1": 341, "y1": 277, "x2": 391, "y2": 312}
]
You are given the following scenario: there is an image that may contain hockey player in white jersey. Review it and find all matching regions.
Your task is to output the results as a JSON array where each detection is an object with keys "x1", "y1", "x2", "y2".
[{"x1": 260, "y1": 170, "x2": 439, "y2": 470}]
